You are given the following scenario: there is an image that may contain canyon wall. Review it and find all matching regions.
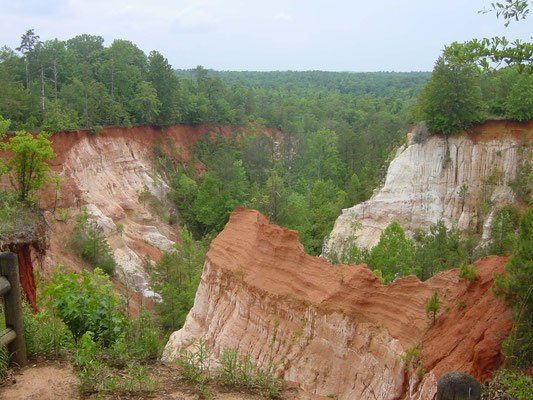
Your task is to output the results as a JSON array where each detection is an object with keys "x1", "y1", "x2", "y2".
[
  {"x1": 324, "y1": 120, "x2": 532, "y2": 257},
  {"x1": 163, "y1": 208, "x2": 512, "y2": 400},
  {"x1": 17, "y1": 124, "x2": 238, "y2": 300}
]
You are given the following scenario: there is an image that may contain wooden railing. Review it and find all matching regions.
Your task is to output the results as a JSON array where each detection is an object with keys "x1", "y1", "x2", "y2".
[{"x1": 0, "y1": 252, "x2": 27, "y2": 366}]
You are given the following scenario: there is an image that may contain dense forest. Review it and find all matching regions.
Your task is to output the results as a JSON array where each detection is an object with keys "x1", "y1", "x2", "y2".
[{"x1": 1, "y1": 29, "x2": 532, "y2": 256}]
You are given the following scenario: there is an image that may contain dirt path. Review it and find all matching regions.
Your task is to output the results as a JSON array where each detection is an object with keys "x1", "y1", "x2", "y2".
[
  {"x1": 0, "y1": 360, "x2": 304, "y2": 400},
  {"x1": 0, "y1": 361, "x2": 79, "y2": 400}
]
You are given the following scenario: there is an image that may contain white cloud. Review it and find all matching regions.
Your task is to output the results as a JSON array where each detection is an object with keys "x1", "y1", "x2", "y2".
[
  {"x1": 172, "y1": 5, "x2": 219, "y2": 32},
  {"x1": 275, "y1": 12, "x2": 293, "y2": 22}
]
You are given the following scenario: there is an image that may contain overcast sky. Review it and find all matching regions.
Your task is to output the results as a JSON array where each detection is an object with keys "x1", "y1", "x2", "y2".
[{"x1": 1, "y1": 0, "x2": 531, "y2": 71}]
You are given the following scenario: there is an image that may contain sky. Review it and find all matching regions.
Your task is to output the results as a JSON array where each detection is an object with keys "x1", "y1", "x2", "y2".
[{"x1": 1, "y1": 0, "x2": 531, "y2": 72}]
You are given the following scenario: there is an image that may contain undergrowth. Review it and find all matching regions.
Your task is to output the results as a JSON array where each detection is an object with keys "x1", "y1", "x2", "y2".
[{"x1": 177, "y1": 340, "x2": 283, "y2": 399}]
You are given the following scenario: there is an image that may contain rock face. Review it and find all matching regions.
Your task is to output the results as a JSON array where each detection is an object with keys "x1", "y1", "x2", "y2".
[
  {"x1": 1, "y1": 124, "x2": 244, "y2": 300},
  {"x1": 37, "y1": 125, "x2": 215, "y2": 297},
  {"x1": 163, "y1": 208, "x2": 512, "y2": 400},
  {"x1": 324, "y1": 120, "x2": 532, "y2": 256}
]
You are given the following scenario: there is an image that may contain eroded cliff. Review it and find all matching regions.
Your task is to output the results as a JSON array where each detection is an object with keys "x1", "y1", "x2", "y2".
[
  {"x1": 163, "y1": 208, "x2": 512, "y2": 400},
  {"x1": 324, "y1": 120, "x2": 532, "y2": 257},
  {"x1": 28, "y1": 124, "x2": 232, "y2": 300}
]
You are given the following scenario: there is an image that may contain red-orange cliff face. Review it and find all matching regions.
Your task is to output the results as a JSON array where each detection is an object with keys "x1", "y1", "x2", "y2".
[
  {"x1": 163, "y1": 208, "x2": 512, "y2": 400},
  {"x1": 2, "y1": 123, "x2": 278, "y2": 315}
]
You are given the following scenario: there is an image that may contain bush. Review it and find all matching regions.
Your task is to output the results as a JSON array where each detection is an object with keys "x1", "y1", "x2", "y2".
[
  {"x1": 458, "y1": 263, "x2": 477, "y2": 282},
  {"x1": 497, "y1": 370, "x2": 533, "y2": 400},
  {"x1": 71, "y1": 208, "x2": 117, "y2": 276},
  {"x1": 45, "y1": 267, "x2": 127, "y2": 346}
]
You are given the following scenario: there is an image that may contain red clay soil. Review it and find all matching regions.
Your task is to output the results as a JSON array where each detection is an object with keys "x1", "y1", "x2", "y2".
[
  {"x1": 8, "y1": 243, "x2": 37, "y2": 313},
  {"x1": 464, "y1": 119, "x2": 533, "y2": 145},
  {"x1": 420, "y1": 255, "x2": 513, "y2": 382},
  {"x1": 196, "y1": 208, "x2": 513, "y2": 396}
]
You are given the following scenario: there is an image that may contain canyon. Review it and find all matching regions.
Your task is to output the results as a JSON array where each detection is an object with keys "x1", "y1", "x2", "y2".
[
  {"x1": 324, "y1": 119, "x2": 532, "y2": 256},
  {"x1": 1, "y1": 124, "x2": 238, "y2": 311},
  {"x1": 163, "y1": 207, "x2": 512, "y2": 400},
  {"x1": 1, "y1": 121, "x2": 523, "y2": 398}
]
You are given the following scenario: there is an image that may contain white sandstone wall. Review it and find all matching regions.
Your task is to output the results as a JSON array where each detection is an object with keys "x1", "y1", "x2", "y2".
[{"x1": 324, "y1": 122, "x2": 531, "y2": 257}]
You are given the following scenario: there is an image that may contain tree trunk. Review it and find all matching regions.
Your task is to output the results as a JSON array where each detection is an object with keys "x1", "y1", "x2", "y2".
[
  {"x1": 111, "y1": 57, "x2": 115, "y2": 99},
  {"x1": 40, "y1": 64, "x2": 46, "y2": 121},
  {"x1": 53, "y1": 59, "x2": 58, "y2": 107}
]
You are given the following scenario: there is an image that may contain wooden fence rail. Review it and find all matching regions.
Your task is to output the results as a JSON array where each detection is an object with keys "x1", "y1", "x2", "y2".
[{"x1": 0, "y1": 252, "x2": 27, "y2": 366}]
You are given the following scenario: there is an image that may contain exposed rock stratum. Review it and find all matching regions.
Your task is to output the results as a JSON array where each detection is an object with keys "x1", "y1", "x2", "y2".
[
  {"x1": 324, "y1": 120, "x2": 532, "y2": 257},
  {"x1": 163, "y1": 207, "x2": 512, "y2": 400}
]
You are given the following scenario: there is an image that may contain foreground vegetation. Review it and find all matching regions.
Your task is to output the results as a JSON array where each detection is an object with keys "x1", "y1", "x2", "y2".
[{"x1": 0, "y1": 267, "x2": 283, "y2": 399}]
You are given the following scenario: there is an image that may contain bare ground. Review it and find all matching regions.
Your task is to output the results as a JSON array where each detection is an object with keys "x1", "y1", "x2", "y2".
[{"x1": 0, "y1": 359, "x2": 303, "y2": 400}]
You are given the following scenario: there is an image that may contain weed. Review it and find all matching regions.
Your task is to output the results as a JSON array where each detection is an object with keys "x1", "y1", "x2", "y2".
[
  {"x1": 217, "y1": 347, "x2": 282, "y2": 398},
  {"x1": 233, "y1": 265, "x2": 244, "y2": 278},
  {"x1": 178, "y1": 339, "x2": 212, "y2": 385},
  {"x1": 56, "y1": 207, "x2": 69, "y2": 222},
  {"x1": 415, "y1": 364, "x2": 425, "y2": 381},
  {"x1": 115, "y1": 223, "x2": 124, "y2": 234},
  {"x1": 457, "y1": 299, "x2": 467, "y2": 308}
]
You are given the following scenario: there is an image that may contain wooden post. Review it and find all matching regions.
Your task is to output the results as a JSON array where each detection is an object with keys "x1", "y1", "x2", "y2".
[{"x1": 0, "y1": 252, "x2": 27, "y2": 366}]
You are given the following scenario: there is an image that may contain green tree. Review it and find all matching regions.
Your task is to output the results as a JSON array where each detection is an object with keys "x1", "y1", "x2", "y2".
[
  {"x1": 147, "y1": 50, "x2": 182, "y2": 124},
  {"x1": 493, "y1": 207, "x2": 533, "y2": 367},
  {"x1": 131, "y1": 81, "x2": 161, "y2": 124},
  {"x1": 505, "y1": 73, "x2": 533, "y2": 120},
  {"x1": 444, "y1": 1, "x2": 532, "y2": 73},
  {"x1": 149, "y1": 227, "x2": 206, "y2": 331},
  {"x1": 0, "y1": 129, "x2": 56, "y2": 200},
  {"x1": 301, "y1": 129, "x2": 344, "y2": 183},
  {"x1": 366, "y1": 222, "x2": 415, "y2": 283},
  {"x1": 71, "y1": 209, "x2": 117, "y2": 276},
  {"x1": 16, "y1": 29, "x2": 41, "y2": 91},
  {"x1": 413, "y1": 221, "x2": 464, "y2": 280},
  {"x1": 193, "y1": 173, "x2": 234, "y2": 233},
  {"x1": 425, "y1": 290, "x2": 441, "y2": 326},
  {"x1": 417, "y1": 57, "x2": 486, "y2": 135},
  {"x1": 489, "y1": 205, "x2": 520, "y2": 255}
]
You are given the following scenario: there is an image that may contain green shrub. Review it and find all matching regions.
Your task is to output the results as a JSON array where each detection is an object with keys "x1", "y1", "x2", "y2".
[
  {"x1": 110, "y1": 307, "x2": 164, "y2": 363},
  {"x1": 90, "y1": 125, "x2": 103, "y2": 134},
  {"x1": 115, "y1": 223, "x2": 124, "y2": 234},
  {"x1": 499, "y1": 371, "x2": 533, "y2": 400},
  {"x1": 458, "y1": 263, "x2": 477, "y2": 282},
  {"x1": 45, "y1": 267, "x2": 127, "y2": 346},
  {"x1": 400, "y1": 345, "x2": 420, "y2": 369},
  {"x1": 457, "y1": 299, "x2": 467, "y2": 309},
  {"x1": 415, "y1": 364, "x2": 425, "y2": 381}
]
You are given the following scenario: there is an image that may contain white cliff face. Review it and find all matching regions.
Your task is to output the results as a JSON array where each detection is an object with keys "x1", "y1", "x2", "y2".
[{"x1": 324, "y1": 120, "x2": 532, "y2": 257}]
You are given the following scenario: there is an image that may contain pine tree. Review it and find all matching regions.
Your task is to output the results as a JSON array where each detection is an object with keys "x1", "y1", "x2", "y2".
[
  {"x1": 425, "y1": 291, "x2": 441, "y2": 326},
  {"x1": 493, "y1": 207, "x2": 533, "y2": 366}
]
